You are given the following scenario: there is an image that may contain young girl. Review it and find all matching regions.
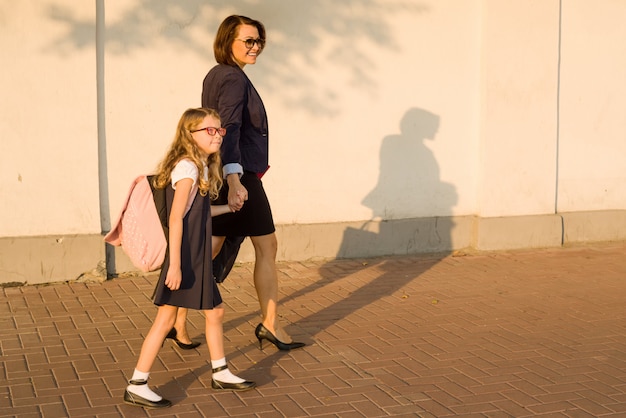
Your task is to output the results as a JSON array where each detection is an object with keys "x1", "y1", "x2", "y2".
[{"x1": 123, "y1": 108, "x2": 255, "y2": 409}]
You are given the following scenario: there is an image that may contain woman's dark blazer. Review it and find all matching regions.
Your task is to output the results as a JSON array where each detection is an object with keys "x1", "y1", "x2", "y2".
[{"x1": 201, "y1": 64, "x2": 269, "y2": 175}]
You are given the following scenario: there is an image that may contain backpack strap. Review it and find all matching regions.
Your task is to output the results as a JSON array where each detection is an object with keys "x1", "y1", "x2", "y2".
[{"x1": 147, "y1": 175, "x2": 169, "y2": 243}]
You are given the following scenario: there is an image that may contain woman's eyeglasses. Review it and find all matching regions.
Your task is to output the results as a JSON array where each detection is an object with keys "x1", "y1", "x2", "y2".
[
  {"x1": 235, "y1": 38, "x2": 265, "y2": 49},
  {"x1": 190, "y1": 127, "x2": 226, "y2": 136}
]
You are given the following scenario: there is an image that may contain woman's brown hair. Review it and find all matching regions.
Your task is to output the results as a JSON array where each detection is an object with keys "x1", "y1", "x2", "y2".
[{"x1": 214, "y1": 15, "x2": 266, "y2": 66}]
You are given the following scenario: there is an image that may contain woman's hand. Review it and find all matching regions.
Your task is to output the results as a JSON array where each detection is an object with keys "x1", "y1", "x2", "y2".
[{"x1": 165, "y1": 268, "x2": 182, "y2": 291}]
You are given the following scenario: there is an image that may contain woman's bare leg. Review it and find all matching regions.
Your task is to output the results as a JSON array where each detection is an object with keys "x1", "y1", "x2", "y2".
[
  {"x1": 172, "y1": 308, "x2": 193, "y2": 344},
  {"x1": 249, "y1": 233, "x2": 293, "y2": 343},
  {"x1": 212, "y1": 236, "x2": 225, "y2": 258}
]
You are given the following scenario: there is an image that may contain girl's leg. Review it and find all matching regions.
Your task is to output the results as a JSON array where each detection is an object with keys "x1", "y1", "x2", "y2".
[
  {"x1": 126, "y1": 305, "x2": 178, "y2": 403},
  {"x1": 135, "y1": 304, "x2": 178, "y2": 371},
  {"x1": 204, "y1": 304, "x2": 226, "y2": 361},
  {"x1": 205, "y1": 305, "x2": 255, "y2": 390}
]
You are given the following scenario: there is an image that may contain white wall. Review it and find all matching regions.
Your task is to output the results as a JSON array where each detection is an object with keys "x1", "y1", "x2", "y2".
[
  {"x1": 261, "y1": 1, "x2": 481, "y2": 223},
  {"x1": 100, "y1": 0, "x2": 482, "y2": 228},
  {"x1": 0, "y1": 1, "x2": 100, "y2": 236},
  {"x1": 1, "y1": 0, "x2": 626, "y2": 283},
  {"x1": 558, "y1": 0, "x2": 626, "y2": 212},
  {"x1": 478, "y1": 0, "x2": 560, "y2": 217}
]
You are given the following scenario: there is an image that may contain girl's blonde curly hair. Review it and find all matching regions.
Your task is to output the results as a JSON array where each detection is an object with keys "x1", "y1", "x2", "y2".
[{"x1": 152, "y1": 108, "x2": 223, "y2": 199}]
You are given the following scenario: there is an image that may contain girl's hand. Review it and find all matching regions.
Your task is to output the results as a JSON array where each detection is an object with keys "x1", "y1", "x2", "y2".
[{"x1": 164, "y1": 268, "x2": 182, "y2": 291}]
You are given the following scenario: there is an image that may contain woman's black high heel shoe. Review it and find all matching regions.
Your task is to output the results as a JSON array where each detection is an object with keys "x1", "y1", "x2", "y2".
[
  {"x1": 254, "y1": 324, "x2": 305, "y2": 351},
  {"x1": 165, "y1": 328, "x2": 201, "y2": 350}
]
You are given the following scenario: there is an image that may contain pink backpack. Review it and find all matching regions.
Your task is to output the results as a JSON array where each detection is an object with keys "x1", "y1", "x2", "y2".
[{"x1": 104, "y1": 175, "x2": 167, "y2": 272}]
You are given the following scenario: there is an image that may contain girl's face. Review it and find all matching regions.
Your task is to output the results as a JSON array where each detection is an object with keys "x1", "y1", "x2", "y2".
[
  {"x1": 191, "y1": 115, "x2": 223, "y2": 158},
  {"x1": 232, "y1": 24, "x2": 263, "y2": 68}
]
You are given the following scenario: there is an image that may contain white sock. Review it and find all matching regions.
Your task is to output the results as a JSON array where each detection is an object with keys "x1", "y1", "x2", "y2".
[
  {"x1": 126, "y1": 369, "x2": 162, "y2": 402},
  {"x1": 211, "y1": 358, "x2": 244, "y2": 384}
]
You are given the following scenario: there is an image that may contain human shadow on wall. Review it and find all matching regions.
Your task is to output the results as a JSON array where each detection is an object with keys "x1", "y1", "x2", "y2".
[
  {"x1": 285, "y1": 107, "x2": 458, "y2": 339},
  {"x1": 340, "y1": 107, "x2": 457, "y2": 258}
]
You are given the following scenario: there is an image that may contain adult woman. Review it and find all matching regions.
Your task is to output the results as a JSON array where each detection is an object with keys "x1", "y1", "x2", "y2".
[{"x1": 172, "y1": 15, "x2": 304, "y2": 351}]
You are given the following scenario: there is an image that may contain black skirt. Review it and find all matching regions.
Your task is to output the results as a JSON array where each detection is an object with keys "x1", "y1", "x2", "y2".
[
  {"x1": 212, "y1": 172, "x2": 275, "y2": 237},
  {"x1": 153, "y1": 185, "x2": 222, "y2": 309}
]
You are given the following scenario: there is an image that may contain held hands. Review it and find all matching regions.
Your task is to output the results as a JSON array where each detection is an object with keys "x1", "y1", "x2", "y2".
[
  {"x1": 227, "y1": 175, "x2": 248, "y2": 212},
  {"x1": 229, "y1": 190, "x2": 247, "y2": 212}
]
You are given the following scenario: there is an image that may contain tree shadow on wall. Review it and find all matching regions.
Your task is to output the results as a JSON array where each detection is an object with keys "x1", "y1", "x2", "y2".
[
  {"x1": 41, "y1": 0, "x2": 432, "y2": 269},
  {"x1": 43, "y1": 0, "x2": 430, "y2": 115}
]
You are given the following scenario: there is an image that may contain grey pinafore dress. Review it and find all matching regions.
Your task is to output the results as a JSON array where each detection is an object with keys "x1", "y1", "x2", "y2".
[{"x1": 152, "y1": 184, "x2": 222, "y2": 309}]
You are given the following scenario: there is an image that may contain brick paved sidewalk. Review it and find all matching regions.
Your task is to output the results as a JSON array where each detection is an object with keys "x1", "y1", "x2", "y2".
[{"x1": 1, "y1": 243, "x2": 625, "y2": 417}]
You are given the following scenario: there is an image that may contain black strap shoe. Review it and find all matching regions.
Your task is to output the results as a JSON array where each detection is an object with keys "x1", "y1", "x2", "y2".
[
  {"x1": 211, "y1": 365, "x2": 256, "y2": 391},
  {"x1": 123, "y1": 379, "x2": 172, "y2": 409}
]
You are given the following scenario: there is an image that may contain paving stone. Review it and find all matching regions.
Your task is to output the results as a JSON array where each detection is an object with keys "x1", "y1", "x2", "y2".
[{"x1": 0, "y1": 243, "x2": 625, "y2": 416}]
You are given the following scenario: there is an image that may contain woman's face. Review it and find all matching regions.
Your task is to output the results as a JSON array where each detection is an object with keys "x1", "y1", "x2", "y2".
[
  {"x1": 191, "y1": 115, "x2": 223, "y2": 158},
  {"x1": 232, "y1": 24, "x2": 263, "y2": 68}
]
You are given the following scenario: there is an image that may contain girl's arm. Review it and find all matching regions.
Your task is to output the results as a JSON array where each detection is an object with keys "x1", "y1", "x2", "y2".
[
  {"x1": 164, "y1": 177, "x2": 194, "y2": 291},
  {"x1": 211, "y1": 190, "x2": 246, "y2": 217},
  {"x1": 211, "y1": 204, "x2": 233, "y2": 217}
]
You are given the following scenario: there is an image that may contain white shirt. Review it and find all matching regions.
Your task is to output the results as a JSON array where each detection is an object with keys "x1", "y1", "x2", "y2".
[{"x1": 171, "y1": 158, "x2": 207, "y2": 215}]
